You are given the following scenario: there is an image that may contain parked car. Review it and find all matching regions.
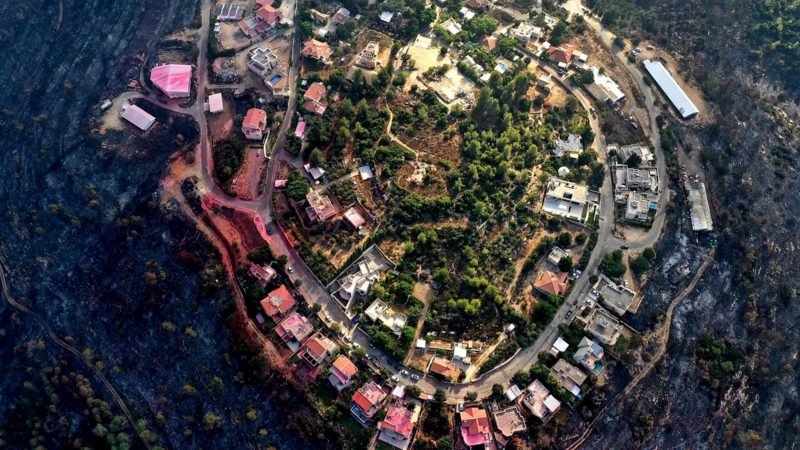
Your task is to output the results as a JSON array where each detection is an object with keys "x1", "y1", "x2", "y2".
[
  {"x1": 411, "y1": 374, "x2": 420, "y2": 381},
  {"x1": 287, "y1": 266, "x2": 294, "y2": 273},
  {"x1": 620, "y1": 245, "x2": 630, "y2": 250},
  {"x1": 401, "y1": 370, "x2": 409, "y2": 377},
  {"x1": 457, "y1": 402, "x2": 465, "y2": 411},
  {"x1": 391, "y1": 375, "x2": 399, "y2": 382}
]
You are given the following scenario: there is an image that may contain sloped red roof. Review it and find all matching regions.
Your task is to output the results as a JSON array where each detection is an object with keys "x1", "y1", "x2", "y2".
[
  {"x1": 305, "y1": 335, "x2": 337, "y2": 360},
  {"x1": 382, "y1": 404, "x2": 414, "y2": 437},
  {"x1": 534, "y1": 271, "x2": 569, "y2": 296},
  {"x1": 256, "y1": 5, "x2": 281, "y2": 25},
  {"x1": 332, "y1": 355, "x2": 358, "y2": 379},
  {"x1": 303, "y1": 99, "x2": 327, "y2": 115},
  {"x1": 243, "y1": 108, "x2": 267, "y2": 130},
  {"x1": 304, "y1": 82, "x2": 326, "y2": 102},
  {"x1": 430, "y1": 357, "x2": 460, "y2": 379},
  {"x1": 548, "y1": 45, "x2": 576, "y2": 65},
  {"x1": 260, "y1": 284, "x2": 296, "y2": 318},
  {"x1": 352, "y1": 381, "x2": 386, "y2": 412},
  {"x1": 302, "y1": 39, "x2": 333, "y2": 60},
  {"x1": 461, "y1": 407, "x2": 490, "y2": 435}
]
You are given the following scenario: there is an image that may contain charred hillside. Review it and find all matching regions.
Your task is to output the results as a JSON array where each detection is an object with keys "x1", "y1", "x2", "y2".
[{"x1": 572, "y1": 0, "x2": 800, "y2": 448}]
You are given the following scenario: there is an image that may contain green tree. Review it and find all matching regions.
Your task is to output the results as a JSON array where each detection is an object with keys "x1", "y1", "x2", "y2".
[
  {"x1": 464, "y1": 391, "x2": 478, "y2": 402},
  {"x1": 625, "y1": 153, "x2": 642, "y2": 168},
  {"x1": 434, "y1": 388, "x2": 447, "y2": 402},
  {"x1": 558, "y1": 256, "x2": 574, "y2": 273},
  {"x1": 286, "y1": 171, "x2": 310, "y2": 201},
  {"x1": 557, "y1": 231, "x2": 572, "y2": 248}
]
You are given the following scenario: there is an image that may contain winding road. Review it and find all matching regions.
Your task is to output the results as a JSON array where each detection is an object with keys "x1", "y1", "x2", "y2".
[{"x1": 185, "y1": 0, "x2": 673, "y2": 403}]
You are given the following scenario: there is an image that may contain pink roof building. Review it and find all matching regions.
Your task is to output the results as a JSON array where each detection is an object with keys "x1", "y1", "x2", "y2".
[
  {"x1": 121, "y1": 104, "x2": 156, "y2": 131},
  {"x1": 351, "y1": 381, "x2": 388, "y2": 424},
  {"x1": 208, "y1": 93, "x2": 224, "y2": 113},
  {"x1": 150, "y1": 64, "x2": 192, "y2": 98},
  {"x1": 343, "y1": 207, "x2": 365, "y2": 229},
  {"x1": 274, "y1": 311, "x2": 314, "y2": 351},
  {"x1": 379, "y1": 403, "x2": 416, "y2": 449},
  {"x1": 460, "y1": 407, "x2": 493, "y2": 447},
  {"x1": 255, "y1": 5, "x2": 281, "y2": 26},
  {"x1": 294, "y1": 120, "x2": 306, "y2": 138},
  {"x1": 242, "y1": 108, "x2": 267, "y2": 140}
]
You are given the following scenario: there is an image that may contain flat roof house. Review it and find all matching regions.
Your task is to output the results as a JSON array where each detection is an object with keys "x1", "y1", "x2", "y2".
[
  {"x1": 685, "y1": 180, "x2": 713, "y2": 231},
  {"x1": 574, "y1": 337, "x2": 605, "y2": 375},
  {"x1": 550, "y1": 359, "x2": 588, "y2": 397},
  {"x1": 242, "y1": 108, "x2": 267, "y2": 140},
  {"x1": 250, "y1": 263, "x2": 277, "y2": 286},
  {"x1": 343, "y1": 207, "x2": 366, "y2": 230},
  {"x1": 534, "y1": 271, "x2": 569, "y2": 297},
  {"x1": 207, "y1": 93, "x2": 224, "y2": 113},
  {"x1": 274, "y1": 311, "x2": 314, "y2": 352},
  {"x1": 493, "y1": 406, "x2": 526, "y2": 439},
  {"x1": 301, "y1": 333, "x2": 338, "y2": 367},
  {"x1": 121, "y1": 104, "x2": 156, "y2": 131},
  {"x1": 365, "y1": 300, "x2": 407, "y2": 335},
  {"x1": 585, "y1": 306, "x2": 622, "y2": 346},
  {"x1": 379, "y1": 403, "x2": 417, "y2": 450},
  {"x1": 305, "y1": 191, "x2": 336, "y2": 222},
  {"x1": 643, "y1": 59, "x2": 699, "y2": 119},
  {"x1": 521, "y1": 379, "x2": 561, "y2": 423},
  {"x1": 260, "y1": 284, "x2": 297, "y2": 322},
  {"x1": 598, "y1": 275, "x2": 637, "y2": 316},
  {"x1": 542, "y1": 177, "x2": 600, "y2": 223},
  {"x1": 329, "y1": 355, "x2": 358, "y2": 391},
  {"x1": 302, "y1": 39, "x2": 333, "y2": 63},
  {"x1": 150, "y1": 64, "x2": 192, "y2": 98},
  {"x1": 547, "y1": 247, "x2": 570, "y2": 266},
  {"x1": 351, "y1": 381, "x2": 388, "y2": 424},
  {"x1": 356, "y1": 41, "x2": 380, "y2": 70},
  {"x1": 459, "y1": 407, "x2": 493, "y2": 447}
]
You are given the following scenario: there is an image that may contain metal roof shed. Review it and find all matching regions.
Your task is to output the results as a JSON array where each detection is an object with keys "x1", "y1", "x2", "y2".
[{"x1": 643, "y1": 59, "x2": 699, "y2": 119}]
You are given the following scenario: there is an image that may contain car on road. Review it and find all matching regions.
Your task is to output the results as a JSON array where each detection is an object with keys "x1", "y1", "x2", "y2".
[
  {"x1": 352, "y1": 342, "x2": 361, "y2": 349},
  {"x1": 457, "y1": 402, "x2": 465, "y2": 411},
  {"x1": 287, "y1": 266, "x2": 294, "y2": 273},
  {"x1": 365, "y1": 354, "x2": 372, "y2": 361},
  {"x1": 566, "y1": 310, "x2": 573, "y2": 319},
  {"x1": 620, "y1": 245, "x2": 630, "y2": 250},
  {"x1": 401, "y1": 370, "x2": 409, "y2": 377},
  {"x1": 411, "y1": 374, "x2": 420, "y2": 381},
  {"x1": 391, "y1": 375, "x2": 399, "y2": 382},
  {"x1": 266, "y1": 225, "x2": 273, "y2": 235}
]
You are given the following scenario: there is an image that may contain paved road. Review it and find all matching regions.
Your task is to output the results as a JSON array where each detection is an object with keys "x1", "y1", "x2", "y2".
[{"x1": 187, "y1": 0, "x2": 670, "y2": 402}]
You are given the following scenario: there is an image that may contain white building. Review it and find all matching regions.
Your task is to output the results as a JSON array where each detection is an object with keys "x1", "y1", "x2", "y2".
[
  {"x1": 365, "y1": 300, "x2": 408, "y2": 336},
  {"x1": 552, "y1": 134, "x2": 583, "y2": 158},
  {"x1": 643, "y1": 59, "x2": 699, "y2": 119},
  {"x1": 542, "y1": 178, "x2": 600, "y2": 223}
]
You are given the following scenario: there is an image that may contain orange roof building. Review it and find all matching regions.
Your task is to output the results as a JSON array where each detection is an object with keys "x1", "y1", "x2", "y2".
[
  {"x1": 547, "y1": 44, "x2": 576, "y2": 65},
  {"x1": 351, "y1": 381, "x2": 387, "y2": 424},
  {"x1": 302, "y1": 333, "x2": 338, "y2": 367},
  {"x1": 534, "y1": 271, "x2": 569, "y2": 297},
  {"x1": 329, "y1": 355, "x2": 358, "y2": 391},
  {"x1": 302, "y1": 39, "x2": 333, "y2": 63},
  {"x1": 255, "y1": 5, "x2": 281, "y2": 26},
  {"x1": 303, "y1": 82, "x2": 327, "y2": 115},
  {"x1": 260, "y1": 284, "x2": 296, "y2": 322},
  {"x1": 242, "y1": 108, "x2": 267, "y2": 140},
  {"x1": 429, "y1": 357, "x2": 460, "y2": 381},
  {"x1": 460, "y1": 407, "x2": 493, "y2": 447}
]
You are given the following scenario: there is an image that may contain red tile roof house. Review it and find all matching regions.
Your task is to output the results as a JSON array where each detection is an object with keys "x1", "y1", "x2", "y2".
[
  {"x1": 242, "y1": 108, "x2": 267, "y2": 140},
  {"x1": 534, "y1": 271, "x2": 569, "y2": 297},
  {"x1": 459, "y1": 407, "x2": 493, "y2": 447},
  {"x1": 547, "y1": 44, "x2": 576, "y2": 66},
  {"x1": 150, "y1": 64, "x2": 193, "y2": 99},
  {"x1": 350, "y1": 381, "x2": 388, "y2": 425},
  {"x1": 260, "y1": 284, "x2": 296, "y2": 322},
  {"x1": 328, "y1": 355, "x2": 358, "y2": 391},
  {"x1": 378, "y1": 403, "x2": 417, "y2": 450},
  {"x1": 301, "y1": 333, "x2": 338, "y2": 367},
  {"x1": 255, "y1": 5, "x2": 282, "y2": 26},
  {"x1": 429, "y1": 357, "x2": 461, "y2": 381},
  {"x1": 302, "y1": 39, "x2": 333, "y2": 63},
  {"x1": 274, "y1": 311, "x2": 314, "y2": 353},
  {"x1": 303, "y1": 82, "x2": 328, "y2": 115}
]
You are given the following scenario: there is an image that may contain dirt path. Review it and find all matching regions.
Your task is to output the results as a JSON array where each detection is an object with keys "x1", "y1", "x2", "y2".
[
  {"x1": 565, "y1": 249, "x2": 717, "y2": 450},
  {"x1": 404, "y1": 282, "x2": 435, "y2": 364},
  {"x1": 0, "y1": 260, "x2": 148, "y2": 449}
]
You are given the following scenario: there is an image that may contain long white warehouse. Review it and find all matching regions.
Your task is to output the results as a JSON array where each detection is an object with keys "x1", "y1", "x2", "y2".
[{"x1": 643, "y1": 59, "x2": 699, "y2": 119}]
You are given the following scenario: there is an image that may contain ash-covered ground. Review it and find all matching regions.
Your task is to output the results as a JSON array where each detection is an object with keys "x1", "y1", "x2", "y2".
[{"x1": 0, "y1": 1, "x2": 319, "y2": 449}]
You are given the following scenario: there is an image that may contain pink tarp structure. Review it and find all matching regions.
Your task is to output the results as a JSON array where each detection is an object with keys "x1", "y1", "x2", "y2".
[
  {"x1": 150, "y1": 64, "x2": 192, "y2": 98},
  {"x1": 121, "y1": 105, "x2": 155, "y2": 131},
  {"x1": 208, "y1": 93, "x2": 223, "y2": 113}
]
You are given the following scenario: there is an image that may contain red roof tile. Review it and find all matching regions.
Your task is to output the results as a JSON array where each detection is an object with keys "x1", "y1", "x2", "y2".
[
  {"x1": 302, "y1": 39, "x2": 333, "y2": 61},
  {"x1": 548, "y1": 45, "x2": 576, "y2": 65},
  {"x1": 304, "y1": 82, "x2": 326, "y2": 102},
  {"x1": 260, "y1": 284, "x2": 296, "y2": 319},
  {"x1": 534, "y1": 271, "x2": 569, "y2": 296},
  {"x1": 243, "y1": 108, "x2": 267, "y2": 130},
  {"x1": 332, "y1": 355, "x2": 358, "y2": 379}
]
